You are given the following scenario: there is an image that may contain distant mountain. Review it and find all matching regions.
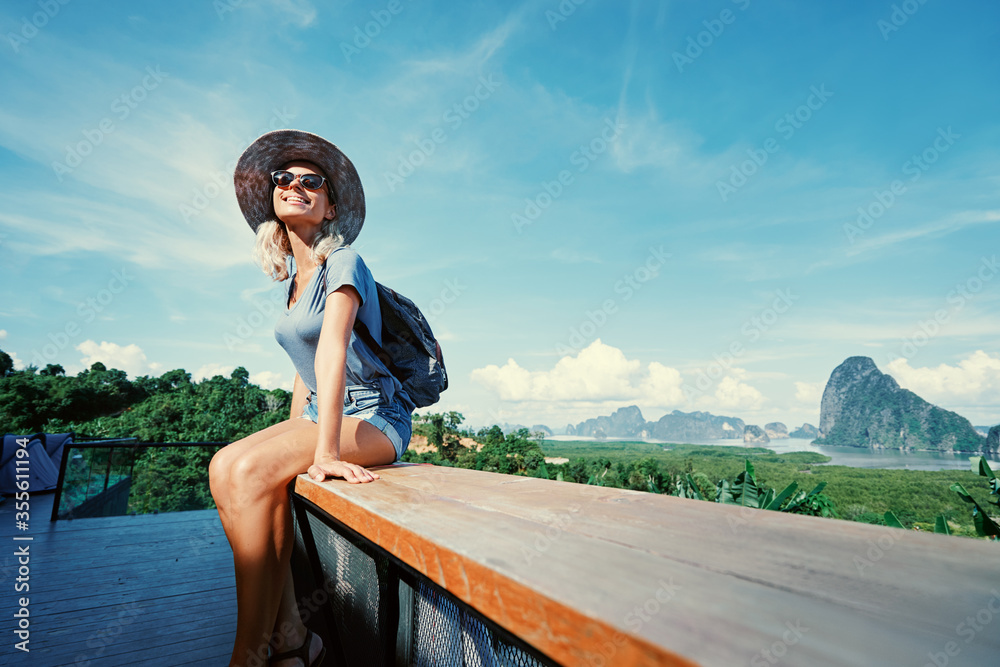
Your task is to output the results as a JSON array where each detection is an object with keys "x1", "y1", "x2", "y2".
[
  {"x1": 764, "y1": 422, "x2": 789, "y2": 439},
  {"x1": 494, "y1": 422, "x2": 553, "y2": 435},
  {"x1": 744, "y1": 425, "x2": 770, "y2": 443},
  {"x1": 568, "y1": 406, "x2": 650, "y2": 439},
  {"x1": 815, "y1": 356, "x2": 990, "y2": 453},
  {"x1": 567, "y1": 406, "x2": 745, "y2": 441},
  {"x1": 789, "y1": 423, "x2": 820, "y2": 439},
  {"x1": 651, "y1": 410, "x2": 745, "y2": 441}
]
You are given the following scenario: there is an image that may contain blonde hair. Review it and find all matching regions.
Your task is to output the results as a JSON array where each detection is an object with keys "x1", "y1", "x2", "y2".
[{"x1": 252, "y1": 185, "x2": 345, "y2": 281}]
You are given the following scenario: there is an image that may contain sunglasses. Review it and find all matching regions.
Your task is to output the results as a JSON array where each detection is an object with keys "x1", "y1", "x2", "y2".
[{"x1": 271, "y1": 170, "x2": 327, "y2": 191}]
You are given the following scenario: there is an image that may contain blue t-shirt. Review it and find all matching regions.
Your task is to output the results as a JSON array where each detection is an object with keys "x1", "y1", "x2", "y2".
[{"x1": 274, "y1": 246, "x2": 414, "y2": 413}]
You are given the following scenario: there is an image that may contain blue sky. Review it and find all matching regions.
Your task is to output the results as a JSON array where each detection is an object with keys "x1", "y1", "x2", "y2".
[{"x1": 1, "y1": 0, "x2": 998, "y2": 432}]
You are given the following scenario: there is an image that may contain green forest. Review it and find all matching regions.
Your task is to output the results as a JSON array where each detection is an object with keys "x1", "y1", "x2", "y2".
[
  {"x1": 406, "y1": 418, "x2": 999, "y2": 539},
  {"x1": 0, "y1": 348, "x2": 289, "y2": 514},
  {"x1": 1, "y1": 348, "x2": 997, "y2": 539}
]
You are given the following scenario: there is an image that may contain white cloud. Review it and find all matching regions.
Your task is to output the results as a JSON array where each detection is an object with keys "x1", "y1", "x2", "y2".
[
  {"x1": 251, "y1": 370, "x2": 291, "y2": 391},
  {"x1": 638, "y1": 362, "x2": 685, "y2": 405},
  {"x1": 193, "y1": 363, "x2": 236, "y2": 382},
  {"x1": 471, "y1": 339, "x2": 641, "y2": 402},
  {"x1": 700, "y1": 375, "x2": 765, "y2": 411},
  {"x1": 403, "y1": 7, "x2": 522, "y2": 76},
  {"x1": 795, "y1": 381, "x2": 824, "y2": 405},
  {"x1": 10, "y1": 351, "x2": 24, "y2": 370},
  {"x1": 0, "y1": 329, "x2": 6, "y2": 339},
  {"x1": 846, "y1": 210, "x2": 1000, "y2": 258},
  {"x1": 471, "y1": 339, "x2": 765, "y2": 414},
  {"x1": 886, "y1": 351, "x2": 1000, "y2": 406},
  {"x1": 76, "y1": 340, "x2": 156, "y2": 377}
]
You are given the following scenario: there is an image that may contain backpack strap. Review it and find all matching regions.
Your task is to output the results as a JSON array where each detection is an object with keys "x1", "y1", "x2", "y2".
[
  {"x1": 352, "y1": 316, "x2": 393, "y2": 370},
  {"x1": 319, "y1": 266, "x2": 393, "y2": 369}
]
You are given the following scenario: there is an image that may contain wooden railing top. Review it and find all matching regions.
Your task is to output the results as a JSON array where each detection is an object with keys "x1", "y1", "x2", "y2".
[{"x1": 294, "y1": 464, "x2": 999, "y2": 667}]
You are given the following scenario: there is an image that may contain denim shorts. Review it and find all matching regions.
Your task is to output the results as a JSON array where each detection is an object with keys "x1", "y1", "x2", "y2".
[{"x1": 300, "y1": 383, "x2": 412, "y2": 462}]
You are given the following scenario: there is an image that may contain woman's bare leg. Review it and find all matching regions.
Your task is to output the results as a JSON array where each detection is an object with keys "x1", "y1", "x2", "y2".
[{"x1": 209, "y1": 416, "x2": 396, "y2": 667}]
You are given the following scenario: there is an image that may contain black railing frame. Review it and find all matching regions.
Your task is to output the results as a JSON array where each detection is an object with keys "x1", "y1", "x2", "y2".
[{"x1": 50, "y1": 438, "x2": 227, "y2": 522}]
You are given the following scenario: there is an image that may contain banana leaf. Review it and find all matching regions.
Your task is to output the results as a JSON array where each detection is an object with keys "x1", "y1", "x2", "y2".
[
  {"x1": 951, "y1": 483, "x2": 1000, "y2": 538},
  {"x1": 684, "y1": 473, "x2": 705, "y2": 501},
  {"x1": 973, "y1": 456, "x2": 996, "y2": 480},
  {"x1": 806, "y1": 481, "x2": 828, "y2": 497},
  {"x1": 934, "y1": 515, "x2": 951, "y2": 535},
  {"x1": 972, "y1": 456, "x2": 1000, "y2": 506},
  {"x1": 765, "y1": 481, "x2": 799, "y2": 511},
  {"x1": 729, "y1": 460, "x2": 764, "y2": 508},
  {"x1": 783, "y1": 482, "x2": 828, "y2": 513},
  {"x1": 884, "y1": 510, "x2": 905, "y2": 528},
  {"x1": 716, "y1": 478, "x2": 734, "y2": 505}
]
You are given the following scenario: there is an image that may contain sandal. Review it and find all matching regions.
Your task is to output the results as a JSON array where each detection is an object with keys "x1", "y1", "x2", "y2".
[{"x1": 268, "y1": 627, "x2": 326, "y2": 667}]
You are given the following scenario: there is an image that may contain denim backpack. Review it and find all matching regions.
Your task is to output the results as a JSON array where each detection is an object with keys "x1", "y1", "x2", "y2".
[{"x1": 351, "y1": 283, "x2": 448, "y2": 408}]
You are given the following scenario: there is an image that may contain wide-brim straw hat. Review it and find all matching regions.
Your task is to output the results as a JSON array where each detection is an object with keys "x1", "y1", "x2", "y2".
[{"x1": 234, "y1": 129, "x2": 365, "y2": 245}]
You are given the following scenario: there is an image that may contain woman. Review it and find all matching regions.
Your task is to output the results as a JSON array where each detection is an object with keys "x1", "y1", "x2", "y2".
[{"x1": 210, "y1": 129, "x2": 415, "y2": 667}]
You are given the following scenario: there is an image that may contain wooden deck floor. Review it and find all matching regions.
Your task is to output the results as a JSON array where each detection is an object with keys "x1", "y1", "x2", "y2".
[{"x1": 0, "y1": 491, "x2": 236, "y2": 666}]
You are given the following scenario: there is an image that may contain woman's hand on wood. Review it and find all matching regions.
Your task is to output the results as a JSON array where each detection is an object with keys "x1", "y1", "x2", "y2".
[{"x1": 308, "y1": 454, "x2": 381, "y2": 484}]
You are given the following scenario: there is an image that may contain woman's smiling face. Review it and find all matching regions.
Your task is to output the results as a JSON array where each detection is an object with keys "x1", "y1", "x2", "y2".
[{"x1": 272, "y1": 160, "x2": 336, "y2": 228}]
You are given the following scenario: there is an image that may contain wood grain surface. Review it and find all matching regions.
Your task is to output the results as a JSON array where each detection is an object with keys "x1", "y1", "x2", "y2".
[{"x1": 294, "y1": 463, "x2": 1000, "y2": 667}]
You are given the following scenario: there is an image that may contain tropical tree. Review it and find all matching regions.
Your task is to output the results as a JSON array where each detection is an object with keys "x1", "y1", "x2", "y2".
[
  {"x1": 674, "y1": 459, "x2": 839, "y2": 517},
  {"x1": 951, "y1": 457, "x2": 1000, "y2": 539}
]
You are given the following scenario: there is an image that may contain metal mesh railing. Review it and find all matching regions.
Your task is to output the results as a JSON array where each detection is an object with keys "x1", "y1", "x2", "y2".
[
  {"x1": 290, "y1": 492, "x2": 555, "y2": 667},
  {"x1": 411, "y1": 581, "x2": 546, "y2": 667}
]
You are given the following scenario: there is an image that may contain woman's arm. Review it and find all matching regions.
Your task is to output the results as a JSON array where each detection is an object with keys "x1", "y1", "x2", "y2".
[
  {"x1": 289, "y1": 372, "x2": 308, "y2": 420},
  {"x1": 307, "y1": 283, "x2": 379, "y2": 483}
]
